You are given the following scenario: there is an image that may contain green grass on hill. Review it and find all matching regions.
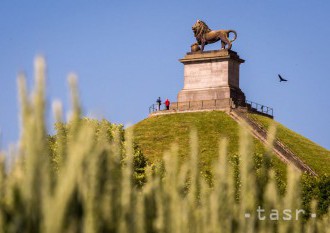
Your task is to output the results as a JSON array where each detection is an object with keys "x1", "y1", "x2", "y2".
[
  {"x1": 133, "y1": 111, "x2": 286, "y2": 181},
  {"x1": 134, "y1": 111, "x2": 261, "y2": 162},
  {"x1": 248, "y1": 113, "x2": 330, "y2": 176}
]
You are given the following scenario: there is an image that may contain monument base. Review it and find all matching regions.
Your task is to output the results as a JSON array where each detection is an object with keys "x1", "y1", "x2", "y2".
[
  {"x1": 178, "y1": 86, "x2": 246, "y2": 107},
  {"x1": 177, "y1": 49, "x2": 246, "y2": 108}
]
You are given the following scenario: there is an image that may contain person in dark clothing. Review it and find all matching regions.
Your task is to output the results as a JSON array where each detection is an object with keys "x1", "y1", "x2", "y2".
[
  {"x1": 156, "y1": 97, "x2": 162, "y2": 111},
  {"x1": 165, "y1": 98, "x2": 170, "y2": 110}
]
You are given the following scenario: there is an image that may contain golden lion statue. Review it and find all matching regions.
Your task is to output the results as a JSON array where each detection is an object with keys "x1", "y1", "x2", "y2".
[{"x1": 192, "y1": 20, "x2": 237, "y2": 52}]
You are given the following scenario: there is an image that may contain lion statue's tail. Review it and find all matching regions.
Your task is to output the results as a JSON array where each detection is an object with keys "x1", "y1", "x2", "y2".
[{"x1": 226, "y1": 30, "x2": 237, "y2": 42}]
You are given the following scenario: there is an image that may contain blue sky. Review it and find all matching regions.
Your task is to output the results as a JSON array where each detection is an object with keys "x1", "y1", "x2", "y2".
[{"x1": 1, "y1": 0, "x2": 330, "y2": 150}]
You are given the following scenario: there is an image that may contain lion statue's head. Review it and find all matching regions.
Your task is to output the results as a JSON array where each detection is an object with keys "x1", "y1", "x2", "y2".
[{"x1": 192, "y1": 20, "x2": 211, "y2": 40}]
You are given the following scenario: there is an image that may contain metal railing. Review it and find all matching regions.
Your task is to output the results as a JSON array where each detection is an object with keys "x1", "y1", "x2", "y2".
[
  {"x1": 149, "y1": 103, "x2": 166, "y2": 113},
  {"x1": 149, "y1": 99, "x2": 274, "y2": 117},
  {"x1": 149, "y1": 99, "x2": 233, "y2": 114},
  {"x1": 246, "y1": 100, "x2": 273, "y2": 117}
]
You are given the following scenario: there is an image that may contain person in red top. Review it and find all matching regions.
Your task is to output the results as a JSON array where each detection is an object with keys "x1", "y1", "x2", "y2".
[{"x1": 165, "y1": 98, "x2": 170, "y2": 110}]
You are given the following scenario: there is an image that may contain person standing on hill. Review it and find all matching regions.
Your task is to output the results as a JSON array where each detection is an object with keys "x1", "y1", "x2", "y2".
[
  {"x1": 156, "y1": 97, "x2": 162, "y2": 111},
  {"x1": 165, "y1": 98, "x2": 170, "y2": 110}
]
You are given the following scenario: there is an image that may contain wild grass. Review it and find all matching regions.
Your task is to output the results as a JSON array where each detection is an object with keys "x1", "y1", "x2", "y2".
[{"x1": 0, "y1": 56, "x2": 329, "y2": 232}]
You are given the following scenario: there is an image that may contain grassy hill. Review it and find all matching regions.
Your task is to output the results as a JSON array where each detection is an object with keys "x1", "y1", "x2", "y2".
[
  {"x1": 133, "y1": 111, "x2": 287, "y2": 181},
  {"x1": 133, "y1": 111, "x2": 263, "y2": 161},
  {"x1": 133, "y1": 111, "x2": 330, "y2": 177}
]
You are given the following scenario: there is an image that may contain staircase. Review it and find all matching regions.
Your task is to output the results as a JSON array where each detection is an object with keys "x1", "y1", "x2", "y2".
[{"x1": 229, "y1": 108, "x2": 317, "y2": 176}]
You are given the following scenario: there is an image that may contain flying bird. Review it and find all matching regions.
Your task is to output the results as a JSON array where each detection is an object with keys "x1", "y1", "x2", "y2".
[{"x1": 278, "y1": 74, "x2": 287, "y2": 82}]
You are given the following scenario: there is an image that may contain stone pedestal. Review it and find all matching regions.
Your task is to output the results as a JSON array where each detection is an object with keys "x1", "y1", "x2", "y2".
[{"x1": 177, "y1": 50, "x2": 246, "y2": 107}]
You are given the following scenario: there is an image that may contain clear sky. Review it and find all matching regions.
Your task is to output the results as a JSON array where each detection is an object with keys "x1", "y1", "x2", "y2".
[{"x1": 1, "y1": 0, "x2": 330, "y2": 150}]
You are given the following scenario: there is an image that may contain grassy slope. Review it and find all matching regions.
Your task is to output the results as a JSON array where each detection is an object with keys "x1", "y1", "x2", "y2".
[
  {"x1": 248, "y1": 113, "x2": 330, "y2": 175},
  {"x1": 133, "y1": 111, "x2": 286, "y2": 177}
]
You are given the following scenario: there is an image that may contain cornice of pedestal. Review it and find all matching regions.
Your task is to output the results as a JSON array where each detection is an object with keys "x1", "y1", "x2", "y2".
[{"x1": 179, "y1": 49, "x2": 245, "y2": 64}]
